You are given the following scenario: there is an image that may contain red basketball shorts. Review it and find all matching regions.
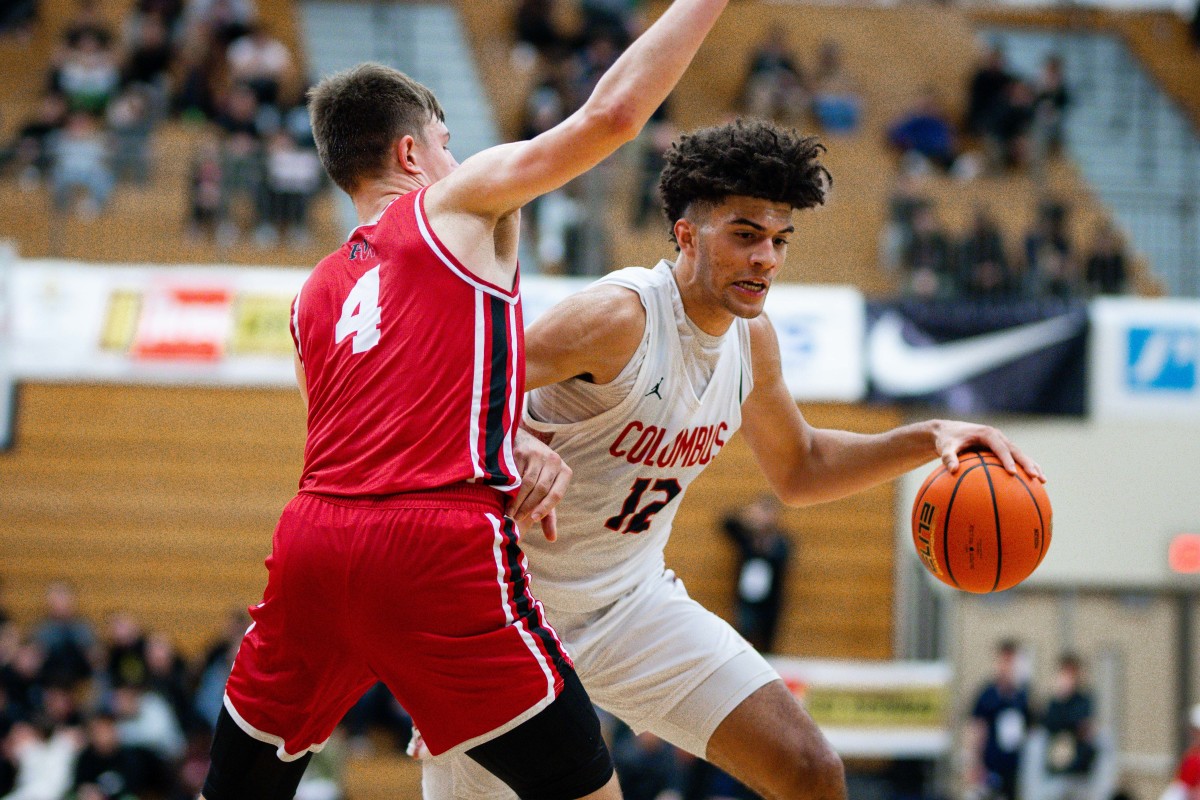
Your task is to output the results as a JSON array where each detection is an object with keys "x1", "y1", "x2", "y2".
[{"x1": 223, "y1": 485, "x2": 572, "y2": 759}]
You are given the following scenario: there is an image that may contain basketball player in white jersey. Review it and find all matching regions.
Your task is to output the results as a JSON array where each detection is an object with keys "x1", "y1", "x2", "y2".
[{"x1": 421, "y1": 119, "x2": 1045, "y2": 800}]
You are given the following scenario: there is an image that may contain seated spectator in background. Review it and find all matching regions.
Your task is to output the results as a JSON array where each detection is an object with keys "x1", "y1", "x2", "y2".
[
  {"x1": 722, "y1": 495, "x2": 792, "y2": 654},
  {"x1": 105, "y1": 613, "x2": 147, "y2": 693},
  {"x1": 72, "y1": 712, "x2": 149, "y2": 800},
  {"x1": 1023, "y1": 200, "x2": 1076, "y2": 298},
  {"x1": 143, "y1": 633, "x2": 194, "y2": 736},
  {"x1": 120, "y1": 10, "x2": 175, "y2": 116},
  {"x1": 193, "y1": 609, "x2": 247, "y2": 731},
  {"x1": 182, "y1": 0, "x2": 254, "y2": 47},
  {"x1": 107, "y1": 87, "x2": 153, "y2": 184},
  {"x1": 112, "y1": 684, "x2": 184, "y2": 766},
  {"x1": 879, "y1": 171, "x2": 928, "y2": 271},
  {"x1": 1192, "y1": 0, "x2": 1199, "y2": 48},
  {"x1": 0, "y1": 93, "x2": 68, "y2": 188},
  {"x1": 611, "y1": 725, "x2": 683, "y2": 800},
  {"x1": 1040, "y1": 654, "x2": 1096, "y2": 800},
  {"x1": 579, "y1": 0, "x2": 638, "y2": 47},
  {"x1": 902, "y1": 204, "x2": 956, "y2": 300},
  {"x1": 226, "y1": 23, "x2": 292, "y2": 107},
  {"x1": 513, "y1": 0, "x2": 566, "y2": 60},
  {"x1": 256, "y1": 130, "x2": 322, "y2": 247},
  {"x1": 62, "y1": 0, "x2": 113, "y2": 49},
  {"x1": 888, "y1": 87, "x2": 958, "y2": 172},
  {"x1": 174, "y1": 17, "x2": 228, "y2": 119},
  {"x1": 1, "y1": 720, "x2": 83, "y2": 800},
  {"x1": 959, "y1": 206, "x2": 1014, "y2": 298},
  {"x1": 967, "y1": 640, "x2": 1031, "y2": 800},
  {"x1": 49, "y1": 111, "x2": 115, "y2": 219},
  {"x1": 0, "y1": 0, "x2": 37, "y2": 38},
  {"x1": 741, "y1": 28, "x2": 809, "y2": 127},
  {"x1": 33, "y1": 583, "x2": 97, "y2": 688},
  {"x1": 987, "y1": 80, "x2": 1036, "y2": 172},
  {"x1": 1083, "y1": 220, "x2": 1128, "y2": 295},
  {"x1": 1, "y1": 640, "x2": 45, "y2": 724},
  {"x1": 1031, "y1": 54, "x2": 1070, "y2": 169},
  {"x1": 187, "y1": 134, "x2": 229, "y2": 243},
  {"x1": 569, "y1": 32, "x2": 621, "y2": 107},
  {"x1": 964, "y1": 44, "x2": 1012, "y2": 137},
  {"x1": 811, "y1": 39, "x2": 861, "y2": 135},
  {"x1": 53, "y1": 30, "x2": 121, "y2": 114}
]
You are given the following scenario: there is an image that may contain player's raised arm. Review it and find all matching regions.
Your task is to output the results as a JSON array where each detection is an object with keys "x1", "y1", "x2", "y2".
[
  {"x1": 739, "y1": 315, "x2": 1044, "y2": 507},
  {"x1": 427, "y1": 0, "x2": 729, "y2": 220},
  {"x1": 525, "y1": 284, "x2": 646, "y2": 391}
]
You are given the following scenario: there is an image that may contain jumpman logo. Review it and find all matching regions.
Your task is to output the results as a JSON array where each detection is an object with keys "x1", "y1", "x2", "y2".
[{"x1": 645, "y1": 377, "x2": 665, "y2": 400}]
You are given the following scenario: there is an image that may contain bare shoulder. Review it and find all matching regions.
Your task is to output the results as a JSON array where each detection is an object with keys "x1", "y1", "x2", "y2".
[
  {"x1": 747, "y1": 313, "x2": 781, "y2": 358},
  {"x1": 526, "y1": 282, "x2": 647, "y2": 388}
]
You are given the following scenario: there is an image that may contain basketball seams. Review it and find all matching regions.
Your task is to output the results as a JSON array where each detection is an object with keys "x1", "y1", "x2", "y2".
[
  {"x1": 976, "y1": 455, "x2": 1005, "y2": 592},
  {"x1": 1013, "y1": 474, "x2": 1050, "y2": 570},
  {"x1": 941, "y1": 462, "x2": 987, "y2": 590}
]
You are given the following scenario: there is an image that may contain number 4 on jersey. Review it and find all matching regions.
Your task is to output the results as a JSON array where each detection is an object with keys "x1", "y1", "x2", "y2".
[
  {"x1": 335, "y1": 266, "x2": 382, "y2": 354},
  {"x1": 605, "y1": 478, "x2": 682, "y2": 534}
]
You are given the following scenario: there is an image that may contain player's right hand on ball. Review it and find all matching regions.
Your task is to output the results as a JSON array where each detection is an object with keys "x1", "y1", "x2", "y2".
[{"x1": 509, "y1": 428, "x2": 572, "y2": 541}]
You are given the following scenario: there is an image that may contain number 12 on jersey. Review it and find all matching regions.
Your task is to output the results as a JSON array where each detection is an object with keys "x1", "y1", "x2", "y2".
[{"x1": 605, "y1": 478, "x2": 682, "y2": 534}]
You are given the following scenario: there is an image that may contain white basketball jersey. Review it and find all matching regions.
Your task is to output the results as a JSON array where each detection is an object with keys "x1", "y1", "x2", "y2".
[{"x1": 523, "y1": 261, "x2": 753, "y2": 612}]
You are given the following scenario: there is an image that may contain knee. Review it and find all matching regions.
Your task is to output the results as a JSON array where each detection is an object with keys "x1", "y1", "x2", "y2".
[{"x1": 772, "y1": 740, "x2": 845, "y2": 800}]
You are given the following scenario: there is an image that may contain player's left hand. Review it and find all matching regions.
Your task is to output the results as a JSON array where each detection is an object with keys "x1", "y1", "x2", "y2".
[
  {"x1": 930, "y1": 420, "x2": 1046, "y2": 482},
  {"x1": 509, "y1": 427, "x2": 572, "y2": 540}
]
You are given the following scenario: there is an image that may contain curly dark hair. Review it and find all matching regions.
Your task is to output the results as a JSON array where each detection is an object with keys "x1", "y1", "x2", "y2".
[{"x1": 658, "y1": 119, "x2": 830, "y2": 243}]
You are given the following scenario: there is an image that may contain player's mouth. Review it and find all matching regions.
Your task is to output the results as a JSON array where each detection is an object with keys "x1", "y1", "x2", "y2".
[{"x1": 731, "y1": 279, "x2": 769, "y2": 298}]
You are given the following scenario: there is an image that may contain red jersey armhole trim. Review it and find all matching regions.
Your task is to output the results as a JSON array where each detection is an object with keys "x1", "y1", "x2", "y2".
[{"x1": 415, "y1": 187, "x2": 520, "y2": 304}]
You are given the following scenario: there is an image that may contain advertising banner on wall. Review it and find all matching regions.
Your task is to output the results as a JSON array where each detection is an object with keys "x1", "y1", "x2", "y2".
[
  {"x1": 767, "y1": 658, "x2": 952, "y2": 757},
  {"x1": 9, "y1": 261, "x2": 869, "y2": 401},
  {"x1": 866, "y1": 299, "x2": 1089, "y2": 415},
  {"x1": 1089, "y1": 297, "x2": 1200, "y2": 422}
]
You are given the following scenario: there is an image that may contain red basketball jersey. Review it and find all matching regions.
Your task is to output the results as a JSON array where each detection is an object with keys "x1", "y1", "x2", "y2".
[{"x1": 290, "y1": 187, "x2": 523, "y2": 496}]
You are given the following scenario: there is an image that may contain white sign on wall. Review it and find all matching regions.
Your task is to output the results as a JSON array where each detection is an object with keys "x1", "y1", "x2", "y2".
[
  {"x1": 1090, "y1": 297, "x2": 1200, "y2": 422},
  {"x1": 764, "y1": 284, "x2": 867, "y2": 402}
]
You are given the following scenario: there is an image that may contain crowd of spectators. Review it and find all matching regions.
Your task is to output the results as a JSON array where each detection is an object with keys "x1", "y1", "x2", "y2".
[
  {"x1": 739, "y1": 30, "x2": 863, "y2": 136},
  {"x1": 0, "y1": 580, "x2": 347, "y2": 800},
  {"x1": 967, "y1": 640, "x2": 1105, "y2": 800},
  {"x1": 882, "y1": 172, "x2": 1129, "y2": 301},
  {"x1": 0, "y1": 0, "x2": 323, "y2": 248}
]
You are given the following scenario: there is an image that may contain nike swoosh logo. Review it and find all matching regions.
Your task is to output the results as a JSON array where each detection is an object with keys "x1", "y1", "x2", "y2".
[{"x1": 869, "y1": 311, "x2": 1084, "y2": 396}]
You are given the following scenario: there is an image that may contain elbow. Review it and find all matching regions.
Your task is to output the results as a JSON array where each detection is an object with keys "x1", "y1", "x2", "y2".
[{"x1": 583, "y1": 98, "x2": 641, "y2": 146}]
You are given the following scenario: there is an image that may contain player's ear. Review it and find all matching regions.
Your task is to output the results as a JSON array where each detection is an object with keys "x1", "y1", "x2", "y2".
[
  {"x1": 395, "y1": 134, "x2": 423, "y2": 177},
  {"x1": 674, "y1": 218, "x2": 697, "y2": 256}
]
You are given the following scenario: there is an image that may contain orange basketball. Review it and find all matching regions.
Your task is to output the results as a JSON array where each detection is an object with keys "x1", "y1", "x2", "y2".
[{"x1": 911, "y1": 450, "x2": 1051, "y2": 593}]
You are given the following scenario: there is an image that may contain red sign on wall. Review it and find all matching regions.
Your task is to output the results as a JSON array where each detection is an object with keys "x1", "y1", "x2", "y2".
[
  {"x1": 1168, "y1": 534, "x2": 1200, "y2": 574},
  {"x1": 131, "y1": 285, "x2": 232, "y2": 362}
]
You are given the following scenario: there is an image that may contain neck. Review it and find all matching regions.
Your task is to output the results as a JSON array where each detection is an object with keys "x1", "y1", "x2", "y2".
[
  {"x1": 671, "y1": 254, "x2": 734, "y2": 337},
  {"x1": 352, "y1": 174, "x2": 427, "y2": 225}
]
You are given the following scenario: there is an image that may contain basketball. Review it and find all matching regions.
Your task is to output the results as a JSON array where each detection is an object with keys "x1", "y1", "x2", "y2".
[{"x1": 911, "y1": 450, "x2": 1051, "y2": 593}]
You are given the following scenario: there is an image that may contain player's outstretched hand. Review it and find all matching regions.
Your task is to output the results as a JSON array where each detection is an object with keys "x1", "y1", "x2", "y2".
[
  {"x1": 509, "y1": 428, "x2": 572, "y2": 541},
  {"x1": 931, "y1": 420, "x2": 1046, "y2": 482}
]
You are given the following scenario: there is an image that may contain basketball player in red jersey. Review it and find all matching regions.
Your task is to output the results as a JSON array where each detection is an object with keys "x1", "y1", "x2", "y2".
[
  {"x1": 422, "y1": 120, "x2": 1047, "y2": 800},
  {"x1": 198, "y1": 3, "x2": 732, "y2": 799}
]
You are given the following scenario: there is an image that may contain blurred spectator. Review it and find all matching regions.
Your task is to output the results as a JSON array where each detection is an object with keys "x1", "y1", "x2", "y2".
[
  {"x1": 256, "y1": 130, "x2": 322, "y2": 247},
  {"x1": 579, "y1": 0, "x2": 638, "y2": 48},
  {"x1": 53, "y1": 30, "x2": 121, "y2": 114},
  {"x1": 966, "y1": 640, "x2": 1031, "y2": 800},
  {"x1": 965, "y1": 44, "x2": 1013, "y2": 137},
  {"x1": 879, "y1": 171, "x2": 927, "y2": 271},
  {"x1": 1023, "y1": 200, "x2": 1075, "y2": 298},
  {"x1": 193, "y1": 610, "x2": 247, "y2": 731},
  {"x1": 902, "y1": 204, "x2": 956, "y2": 300},
  {"x1": 741, "y1": 29, "x2": 809, "y2": 127},
  {"x1": 106, "y1": 87, "x2": 154, "y2": 184},
  {"x1": 174, "y1": 20, "x2": 226, "y2": 119},
  {"x1": 32, "y1": 582, "x2": 97, "y2": 687},
  {"x1": 987, "y1": 80, "x2": 1036, "y2": 172},
  {"x1": 120, "y1": 11, "x2": 174, "y2": 117},
  {"x1": 188, "y1": 133, "x2": 231, "y2": 244},
  {"x1": 631, "y1": 104, "x2": 676, "y2": 229},
  {"x1": 0, "y1": 0, "x2": 37, "y2": 38},
  {"x1": 226, "y1": 23, "x2": 292, "y2": 107},
  {"x1": 0, "y1": 93, "x2": 68, "y2": 189},
  {"x1": 959, "y1": 206, "x2": 1014, "y2": 298},
  {"x1": 342, "y1": 683, "x2": 411, "y2": 758},
  {"x1": 888, "y1": 87, "x2": 958, "y2": 173},
  {"x1": 105, "y1": 613, "x2": 147, "y2": 692},
  {"x1": 143, "y1": 632, "x2": 194, "y2": 735},
  {"x1": 514, "y1": 0, "x2": 566, "y2": 59},
  {"x1": 1191, "y1": 0, "x2": 1200, "y2": 48},
  {"x1": 722, "y1": 495, "x2": 791, "y2": 653},
  {"x1": 570, "y1": 33, "x2": 621, "y2": 108},
  {"x1": 182, "y1": 0, "x2": 255, "y2": 46},
  {"x1": 1031, "y1": 55, "x2": 1070, "y2": 170},
  {"x1": 0, "y1": 641, "x2": 45, "y2": 724},
  {"x1": 1083, "y1": 221, "x2": 1128, "y2": 296},
  {"x1": 71, "y1": 712, "x2": 149, "y2": 800},
  {"x1": 112, "y1": 684, "x2": 185, "y2": 763},
  {"x1": 62, "y1": 0, "x2": 113, "y2": 49},
  {"x1": 1039, "y1": 654, "x2": 1096, "y2": 800},
  {"x1": 0, "y1": 721, "x2": 83, "y2": 800},
  {"x1": 1164, "y1": 704, "x2": 1200, "y2": 800},
  {"x1": 49, "y1": 112, "x2": 115, "y2": 220},
  {"x1": 611, "y1": 725, "x2": 683, "y2": 800},
  {"x1": 811, "y1": 39, "x2": 861, "y2": 135}
]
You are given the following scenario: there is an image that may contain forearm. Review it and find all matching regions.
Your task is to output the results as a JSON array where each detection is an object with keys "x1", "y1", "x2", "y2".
[
  {"x1": 584, "y1": 0, "x2": 727, "y2": 129},
  {"x1": 784, "y1": 421, "x2": 939, "y2": 506}
]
